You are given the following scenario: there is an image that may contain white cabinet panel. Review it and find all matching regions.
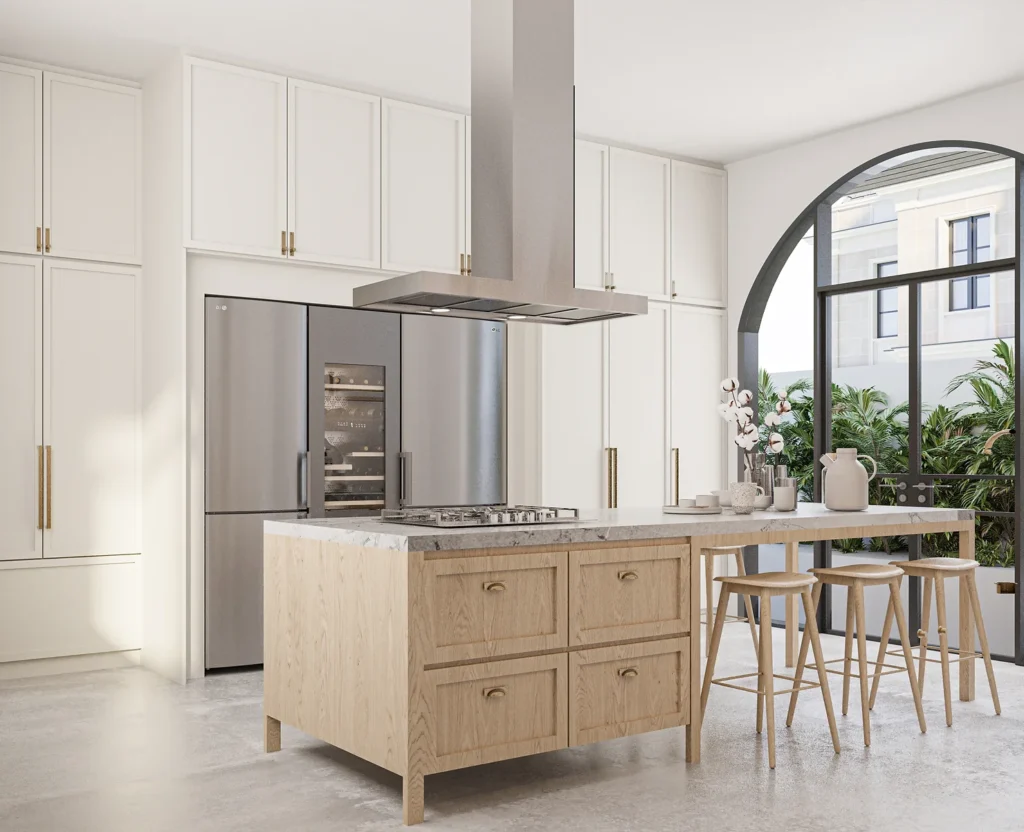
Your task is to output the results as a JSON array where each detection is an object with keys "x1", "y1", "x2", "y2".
[
  {"x1": 541, "y1": 323, "x2": 606, "y2": 510},
  {"x1": 288, "y1": 79, "x2": 380, "y2": 268},
  {"x1": 44, "y1": 73, "x2": 141, "y2": 265},
  {"x1": 574, "y1": 140, "x2": 608, "y2": 291},
  {"x1": 609, "y1": 304, "x2": 669, "y2": 508},
  {"x1": 671, "y1": 162, "x2": 726, "y2": 303},
  {"x1": 609, "y1": 149, "x2": 669, "y2": 298},
  {"x1": 186, "y1": 59, "x2": 287, "y2": 257},
  {"x1": 0, "y1": 256, "x2": 42, "y2": 561},
  {"x1": 671, "y1": 306, "x2": 725, "y2": 502},
  {"x1": 44, "y1": 261, "x2": 139, "y2": 558},
  {"x1": 0, "y1": 64, "x2": 42, "y2": 256},
  {"x1": 381, "y1": 99, "x2": 465, "y2": 274}
]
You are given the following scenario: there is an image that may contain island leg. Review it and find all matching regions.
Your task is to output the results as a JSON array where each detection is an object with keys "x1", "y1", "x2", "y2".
[
  {"x1": 264, "y1": 715, "x2": 281, "y2": 753},
  {"x1": 686, "y1": 540, "x2": 702, "y2": 763},
  {"x1": 959, "y1": 523, "x2": 976, "y2": 702},
  {"x1": 785, "y1": 541, "x2": 800, "y2": 666},
  {"x1": 403, "y1": 774, "x2": 424, "y2": 826}
]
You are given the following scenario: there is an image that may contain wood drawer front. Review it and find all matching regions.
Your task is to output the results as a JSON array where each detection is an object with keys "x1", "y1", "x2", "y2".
[
  {"x1": 569, "y1": 637, "x2": 689, "y2": 747},
  {"x1": 569, "y1": 545, "x2": 689, "y2": 646},
  {"x1": 426, "y1": 653, "x2": 568, "y2": 772},
  {"x1": 423, "y1": 552, "x2": 567, "y2": 664}
]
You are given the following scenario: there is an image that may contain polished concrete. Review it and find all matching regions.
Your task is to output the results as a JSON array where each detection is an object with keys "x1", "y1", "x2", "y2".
[{"x1": 1, "y1": 626, "x2": 1021, "y2": 831}]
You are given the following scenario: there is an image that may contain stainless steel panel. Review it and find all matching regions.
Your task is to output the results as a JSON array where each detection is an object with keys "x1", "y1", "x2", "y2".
[
  {"x1": 205, "y1": 511, "x2": 304, "y2": 669},
  {"x1": 205, "y1": 298, "x2": 307, "y2": 513},
  {"x1": 402, "y1": 315, "x2": 506, "y2": 506},
  {"x1": 308, "y1": 306, "x2": 401, "y2": 517}
]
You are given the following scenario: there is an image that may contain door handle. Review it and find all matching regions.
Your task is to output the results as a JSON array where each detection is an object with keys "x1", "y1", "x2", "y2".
[
  {"x1": 299, "y1": 451, "x2": 310, "y2": 508},
  {"x1": 281, "y1": 230, "x2": 287, "y2": 256},
  {"x1": 672, "y1": 447, "x2": 680, "y2": 506},
  {"x1": 289, "y1": 231, "x2": 296, "y2": 256},
  {"x1": 36, "y1": 227, "x2": 42, "y2": 253},
  {"x1": 44, "y1": 228, "x2": 51, "y2": 253},
  {"x1": 399, "y1": 452, "x2": 411, "y2": 506},
  {"x1": 45, "y1": 445, "x2": 52, "y2": 529},
  {"x1": 37, "y1": 445, "x2": 44, "y2": 529},
  {"x1": 606, "y1": 448, "x2": 619, "y2": 508}
]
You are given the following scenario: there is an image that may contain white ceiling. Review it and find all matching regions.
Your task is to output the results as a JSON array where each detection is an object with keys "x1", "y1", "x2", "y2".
[{"x1": 4, "y1": 0, "x2": 1024, "y2": 163}]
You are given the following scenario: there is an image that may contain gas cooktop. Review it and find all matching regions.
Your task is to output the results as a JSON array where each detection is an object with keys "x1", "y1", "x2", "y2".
[{"x1": 380, "y1": 505, "x2": 580, "y2": 528}]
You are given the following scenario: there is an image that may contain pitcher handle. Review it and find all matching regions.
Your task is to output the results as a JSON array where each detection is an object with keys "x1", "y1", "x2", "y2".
[
  {"x1": 755, "y1": 485, "x2": 765, "y2": 496},
  {"x1": 858, "y1": 454, "x2": 878, "y2": 481}
]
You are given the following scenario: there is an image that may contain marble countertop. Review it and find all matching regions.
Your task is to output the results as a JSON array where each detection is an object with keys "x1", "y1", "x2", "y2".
[{"x1": 264, "y1": 504, "x2": 972, "y2": 553}]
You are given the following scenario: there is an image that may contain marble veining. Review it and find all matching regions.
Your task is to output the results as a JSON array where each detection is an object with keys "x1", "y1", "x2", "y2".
[{"x1": 264, "y1": 504, "x2": 972, "y2": 553}]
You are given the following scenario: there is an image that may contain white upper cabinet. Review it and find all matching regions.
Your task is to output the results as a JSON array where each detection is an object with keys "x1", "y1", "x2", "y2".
[
  {"x1": 186, "y1": 59, "x2": 287, "y2": 258},
  {"x1": 671, "y1": 161, "x2": 726, "y2": 303},
  {"x1": 44, "y1": 73, "x2": 141, "y2": 264},
  {"x1": 0, "y1": 255, "x2": 43, "y2": 561},
  {"x1": 0, "y1": 63, "x2": 42, "y2": 256},
  {"x1": 288, "y1": 79, "x2": 380, "y2": 269},
  {"x1": 608, "y1": 303, "x2": 669, "y2": 508},
  {"x1": 381, "y1": 99, "x2": 465, "y2": 274},
  {"x1": 574, "y1": 140, "x2": 609, "y2": 291},
  {"x1": 44, "y1": 260, "x2": 139, "y2": 559},
  {"x1": 609, "y1": 148, "x2": 670, "y2": 298}
]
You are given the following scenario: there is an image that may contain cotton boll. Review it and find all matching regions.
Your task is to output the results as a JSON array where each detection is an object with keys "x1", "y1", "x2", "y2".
[
  {"x1": 720, "y1": 377, "x2": 739, "y2": 393},
  {"x1": 736, "y1": 389, "x2": 753, "y2": 406},
  {"x1": 767, "y1": 432, "x2": 785, "y2": 453},
  {"x1": 764, "y1": 412, "x2": 781, "y2": 427}
]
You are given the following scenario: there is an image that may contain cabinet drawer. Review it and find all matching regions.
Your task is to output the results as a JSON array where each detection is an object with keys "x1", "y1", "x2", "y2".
[
  {"x1": 569, "y1": 637, "x2": 689, "y2": 747},
  {"x1": 569, "y1": 545, "x2": 689, "y2": 646},
  {"x1": 426, "y1": 653, "x2": 568, "y2": 772},
  {"x1": 422, "y1": 552, "x2": 567, "y2": 664}
]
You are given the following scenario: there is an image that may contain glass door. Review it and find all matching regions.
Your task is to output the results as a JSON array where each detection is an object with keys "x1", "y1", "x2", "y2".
[{"x1": 323, "y1": 363, "x2": 386, "y2": 512}]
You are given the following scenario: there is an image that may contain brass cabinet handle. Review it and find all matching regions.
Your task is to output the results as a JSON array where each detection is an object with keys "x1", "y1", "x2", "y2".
[
  {"x1": 671, "y1": 279, "x2": 678, "y2": 299},
  {"x1": 289, "y1": 231, "x2": 296, "y2": 256},
  {"x1": 45, "y1": 445, "x2": 52, "y2": 529},
  {"x1": 607, "y1": 448, "x2": 615, "y2": 508},
  {"x1": 617, "y1": 570, "x2": 639, "y2": 582},
  {"x1": 37, "y1": 445, "x2": 44, "y2": 529},
  {"x1": 617, "y1": 667, "x2": 639, "y2": 679},
  {"x1": 483, "y1": 581, "x2": 506, "y2": 592},
  {"x1": 483, "y1": 686, "x2": 507, "y2": 699},
  {"x1": 612, "y1": 447, "x2": 618, "y2": 507},
  {"x1": 36, "y1": 227, "x2": 42, "y2": 253},
  {"x1": 609, "y1": 272, "x2": 615, "y2": 291},
  {"x1": 459, "y1": 253, "x2": 466, "y2": 275},
  {"x1": 672, "y1": 448, "x2": 680, "y2": 506},
  {"x1": 44, "y1": 228, "x2": 51, "y2": 253},
  {"x1": 466, "y1": 253, "x2": 471, "y2": 275},
  {"x1": 281, "y1": 230, "x2": 287, "y2": 256}
]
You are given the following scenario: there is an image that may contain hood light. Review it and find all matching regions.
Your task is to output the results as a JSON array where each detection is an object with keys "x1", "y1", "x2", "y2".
[
  {"x1": 430, "y1": 308, "x2": 451, "y2": 314},
  {"x1": 507, "y1": 314, "x2": 526, "y2": 320}
]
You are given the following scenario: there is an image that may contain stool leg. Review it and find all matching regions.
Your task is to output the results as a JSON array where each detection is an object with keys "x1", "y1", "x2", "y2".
[
  {"x1": 700, "y1": 587, "x2": 732, "y2": 713},
  {"x1": 704, "y1": 553, "x2": 715, "y2": 658},
  {"x1": 842, "y1": 593, "x2": 855, "y2": 717},
  {"x1": 888, "y1": 577, "x2": 927, "y2": 734},
  {"x1": 869, "y1": 588, "x2": 895, "y2": 710},
  {"x1": 786, "y1": 582, "x2": 820, "y2": 728},
  {"x1": 919, "y1": 576, "x2": 933, "y2": 689},
  {"x1": 734, "y1": 550, "x2": 760, "y2": 655},
  {"x1": 934, "y1": 577, "x2": 953, "y2": 727},
  {"x1": 966, "y1": 570, "x2": 1001, "y2": 715},
  {"x1": 801, "y1": 586, "x2": 840, "y2": 754},
  {"x1": 853, "y1": 582, "x2": 871, "y2": 747},
  {"x1": 759, "y1": 589, "x2": 776, "y2": 769}
]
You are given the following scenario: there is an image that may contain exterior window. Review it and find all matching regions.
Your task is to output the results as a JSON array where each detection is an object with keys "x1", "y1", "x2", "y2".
[
  {"x1": 949, "y1": 215, "x2": 991, "y2": 311},
  {"x1": 876, "y1": 261, "x2": 898, "y2": 338}
]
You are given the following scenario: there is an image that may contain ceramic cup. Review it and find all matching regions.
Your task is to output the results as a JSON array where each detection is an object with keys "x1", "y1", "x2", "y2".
[
  {"x1": 729, "y1": 481, "x2": 764, "y2": 515},
  {"x1": 753, "y1": 494, "x2": 772, "y2": 510},
  {"x1": 695, "y1": 494, "x2": 719, "y2": 509},
  {"x1": 711, "y1": 489, "x2": 732, "y2": 507},
  {"x1": 774, "y1": 485, "x2": 797, "y2": 512},
  {"x1": 677, "y1": 497, "x2": 696, "y2": 508}
]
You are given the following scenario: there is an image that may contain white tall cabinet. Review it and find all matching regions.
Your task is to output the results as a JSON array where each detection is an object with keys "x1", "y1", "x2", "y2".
[
  {"x1": 0, "y1": 64, "x2": 42, "y2": 256},
  {"x1": 574, "y1": 140, "x2": 609, "y2": 291},
  {"x1": 609, "y1": 148, "x2": 670, "y2": 298}
]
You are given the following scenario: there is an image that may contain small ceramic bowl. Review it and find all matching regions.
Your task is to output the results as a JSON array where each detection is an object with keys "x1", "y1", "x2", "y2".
[
  {"x1": 677, "y1": 497, "x2": 696, "y2": 508},
  {"x1": 695, "y1": 494, "x2": 719, "y2": 509},
  {"x1": 711, "y1": 489, "x2": 732, "y2": 507},
  {"x1": 753, "y1": 494, "x2": 772, "y2": 510}
]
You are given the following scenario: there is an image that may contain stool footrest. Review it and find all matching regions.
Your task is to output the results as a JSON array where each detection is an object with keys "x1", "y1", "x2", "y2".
[
  {"x1": 885, "y1": 646, "x2": 977, "y2": 665},
  {"x1": 699, "y1": 612, "x2": 752, "y2": 626},
  {"x1": 711, "y1": 670, "x2": 821, "y2": 697},
  {"x1": 802, "y1": 656, "x2": 907, "y2": 680}
]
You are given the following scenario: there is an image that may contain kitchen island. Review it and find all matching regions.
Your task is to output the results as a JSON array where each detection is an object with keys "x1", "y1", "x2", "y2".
[{"x1": 263, "y1": 504, "x2": 973, "y2": 825}]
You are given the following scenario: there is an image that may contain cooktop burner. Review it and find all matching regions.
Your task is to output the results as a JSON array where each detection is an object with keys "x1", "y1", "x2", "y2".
[{"x1": 380, "y1": 505, "x2": 580, "y2": 528}]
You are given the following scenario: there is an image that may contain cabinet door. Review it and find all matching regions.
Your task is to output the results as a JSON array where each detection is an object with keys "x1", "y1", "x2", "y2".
[
  {"x1": 0, "y1": 63, "x2": 42, "y2": 256},
  {"x1": 44, "y1": 261, "x2": 139, "y2": 558},
  {"x1": 671, "y1": 306, "x2": 725, "y2": 503},
  {"x1": 574, "y1": 140, "x2": 608, "y2": 291},
  {"x1": 609, "y1": 148, "x2": 669, "y2": 297},
  {"x1": 541, "y1": 323, "x2": 607, "y2": 509},
  {"x1": 43, "y1": 73, "x2": 141, "y2": 265},
  {"x1": 288, "y1": 79, "x2": 380, "y2": 268},
  {"x1": 0, "y1": 255, "x2": 43, "y2": 560},
  {"x1": 186, "y1": 59, "x2": 287, "y2": 258},
  {"x1": 671, "y1": 162, "x2": 726, "y2": 303},
  {"x1": 609, "y1": 303, "x2": 669, "y2": 508},
  {"x1": 381, "y1": 99, "x2": 465, "y2": 274}
]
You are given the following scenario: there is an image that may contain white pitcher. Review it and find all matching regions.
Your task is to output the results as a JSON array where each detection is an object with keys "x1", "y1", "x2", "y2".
[{"x1": 819, "y1": 448, "x2": 877, "y2": 511}]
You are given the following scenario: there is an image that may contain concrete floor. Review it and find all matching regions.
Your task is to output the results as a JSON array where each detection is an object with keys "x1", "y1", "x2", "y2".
[{"x1": 1, "y1": 626, "x2": 1021, "y2": 831}]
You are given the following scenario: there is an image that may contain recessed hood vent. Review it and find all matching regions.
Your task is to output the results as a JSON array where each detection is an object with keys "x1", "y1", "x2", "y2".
[{"x1": 352, "y1": 0, "x2": 647, "y2": 325}]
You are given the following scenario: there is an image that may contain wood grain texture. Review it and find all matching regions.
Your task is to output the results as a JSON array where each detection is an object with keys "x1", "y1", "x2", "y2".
[
  {"x1": 570, "y1": 545, "x2": 690, "y2": 646},
  {"x1": 422, "y1": 536, "x2": 692, "y2": 560},
  {"x1": 423, "y1": 653, "x2": 568, "y2": 773},
  {"x1": 784, "y1": 541, "x2": 799, "y2": 667},
  {"x1": 959, "y1": 524, "x2": 976, "y2": 701},
  {"x1": 689, "y1": 519, "x2": 968, "y2": 549},
  {"x1": 263, "y1": 534, "x2": 409, "y2": 775},
  {"x1": 422, "y1": 552, "x2": 567, "y2": 664},
  {"x1": 569, "y1": 637, "x2": 689, "y2": 747},
  {"x1": 686, "y1": 543, "x2": 702, "y2": 762},
  {"x1": 264, "y1": 715, "x2": 281, "y2": 753}
]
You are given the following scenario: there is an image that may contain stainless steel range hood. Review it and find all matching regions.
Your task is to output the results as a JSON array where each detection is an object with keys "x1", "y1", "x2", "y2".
[{"x1": 353, "y1": 0, "x2": 647, "y2": 324}]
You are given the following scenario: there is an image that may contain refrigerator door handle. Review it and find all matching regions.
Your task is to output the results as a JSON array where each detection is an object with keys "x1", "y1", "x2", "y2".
[
  {"x1": 399, "y1": 452, "x2": 411, "y2": 507},
  {"x1": 299, "y1": 451, "x2": 310, "y2": 509}
]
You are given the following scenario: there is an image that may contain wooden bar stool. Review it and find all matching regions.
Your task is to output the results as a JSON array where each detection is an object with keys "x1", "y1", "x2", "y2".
[
  {"x1": 701, "y1": 572, "x2": 840, "y2": 769},
  {"x1": 888, "y1": 557, "x2": 1001, "y2": 726},
  {"x1": 786, "y1": 564, "x2": 926, "y2": 747},
  {"x1": 700, "y1": 546, "x2": 759, "y2": 657}
]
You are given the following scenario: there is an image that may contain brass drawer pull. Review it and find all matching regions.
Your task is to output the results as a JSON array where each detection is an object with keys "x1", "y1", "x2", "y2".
[
  {"x1": 617, "y1": 570, "x2": 639, "y2": 582},
  {"x1": 483, "y1": 686, "x2": 507, "y2": 699},
  {"x1": 281, "y1": 230, "x2": 287, "y2": 255},
  {"x1": 483, "y1": 581, "x2": 506, "y2": 592},
  {"x1": 37, "y1": 445, "x2": 44, "y2": 529},
  {"x1": 44, "y1": 227, "x2": 51, "y2": 253},
  {"x1": 45, "y1": 445, "x2": 52, "y2": 529},
  {"x1": 617, "y1": 667, "x2": 639, "y2": 679},
  {"x1": 289, "y1": 231, "x2": 296, "y2": 256},
  {"x1": 36, "y1": 227, "x2": 42, "y2": 253}
]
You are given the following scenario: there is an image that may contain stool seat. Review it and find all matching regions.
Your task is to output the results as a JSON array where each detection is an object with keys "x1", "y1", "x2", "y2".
[
  {"x1": 890, "y1": 557, "x2": 979, "y2": 577},
  {"x1": 717, "y1": 571, "x2": 817, "y2": 591},
  {"x1": 811, "y1": 563, "x2": 905, "y2": 582},
  {"x1": 704, "y1": 545, "x2": 743, "y2": 553}
]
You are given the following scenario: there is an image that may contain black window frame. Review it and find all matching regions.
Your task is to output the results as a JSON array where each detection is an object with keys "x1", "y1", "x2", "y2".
[
  {"x1": 875, "y1": 261, "x2": 899, "y2": 338},
  {"x1": 948, "y1": 214, "x2": 992, "y2": 311}
]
